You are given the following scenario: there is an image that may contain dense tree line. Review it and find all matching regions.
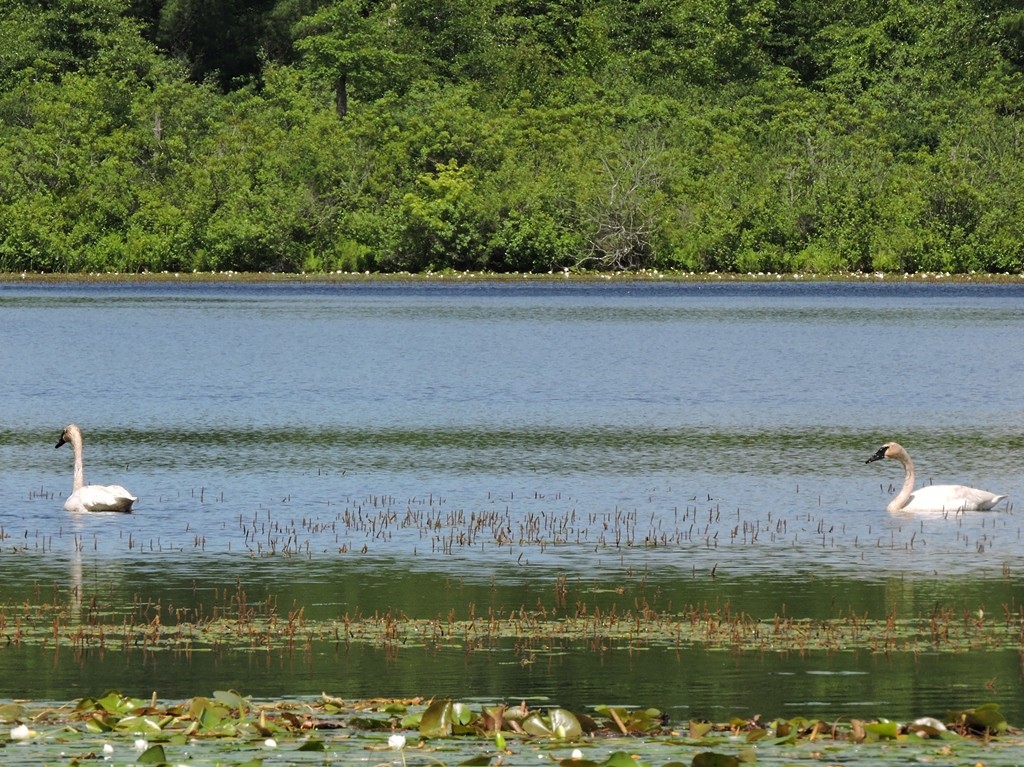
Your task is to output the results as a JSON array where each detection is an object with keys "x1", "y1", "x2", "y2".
[{"x1": 1, "y1": 0, "x2": 1023, "y2": 273}]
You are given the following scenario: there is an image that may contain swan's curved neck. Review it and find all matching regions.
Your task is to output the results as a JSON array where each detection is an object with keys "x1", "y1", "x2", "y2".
[
  {"x1": 889, "y1": 448, "x2": 915, "y2": 512},
  {"x1": 69, "y1": 431, "x2": 85, "y2": 491}
]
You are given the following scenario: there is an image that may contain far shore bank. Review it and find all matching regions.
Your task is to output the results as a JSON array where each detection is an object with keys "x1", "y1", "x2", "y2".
[{"x1": 3, "y1": 269, "x2": 1024, "y2": 285}]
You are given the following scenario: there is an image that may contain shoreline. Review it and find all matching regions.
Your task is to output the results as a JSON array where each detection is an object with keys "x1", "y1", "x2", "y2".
[{"x1": 2, "y1": 269, "x2": 1024, "y2": 284}]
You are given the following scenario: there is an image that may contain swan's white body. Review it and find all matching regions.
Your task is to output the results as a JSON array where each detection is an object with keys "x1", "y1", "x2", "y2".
[
  {"x1": 866, "y1": 442, "x2": 1007, "y2": 513},
  {"x1": 56, "y1": 424, "x2": 136, "y2": 513}
]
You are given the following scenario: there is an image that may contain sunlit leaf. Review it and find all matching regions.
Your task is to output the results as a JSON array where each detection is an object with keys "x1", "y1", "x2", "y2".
[
  {"x1": 549, "y1": 709, "x2": 583, "y2": 740},
  {"x1": 400, "y1": 711, "x2": 423, "y2": 729},
  {"x1": 523, "y1": 709, "x2": 581, "y2": 739},
  {"x1": 116, "y1": 716, "x2": 164, "y2": 734},
  {"x1": 632, "y1": 708, "x2": 663, "y2": 732},
  {"x1": 689, "y1": 721, "x2": 713, "y2": 738},
  {"x1": 213, "y1": 690, "x2": 248, "y2": 714},
  {"x1": 75, "y1": 697, "x2": 98, "y2": 712},
  {"x1": 136, "y1": 744, "x2": 167, "y2": 764},
  {"x1": 199, "y1": 705, "x2": 226, "y2": 731},
  {"x1": 96, "y1": 691, "x2": 135, "y2": 715},
  {"x1": 521, "y1": 712, "x2": 551, "y2": 737},
  {"x1": 188, "y1": 697, "x2": 212, "y2": 719},
  {"x1": 420, "y1": 699, "x2": 454, "y2": 738},
  {"x1": 959, "y1": 704, "x2": 1008, "y2": 734},
  {"x1": 595, "y1": 706, "x2": 663, "y2": 733},
  {"x1": 864, "y1": 720, "x2": 899, "y2": 740},
  {"x1": 84, "y1": 716, "x2": 112, "y2": 734},
  {"x1": 452, "y1": 702, "x2": 475, "y2": 727}
]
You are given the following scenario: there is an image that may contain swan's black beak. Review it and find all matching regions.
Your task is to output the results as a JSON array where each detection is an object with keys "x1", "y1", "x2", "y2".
[
  {"x1": 55, "y1": 434, "x2": 67, "y2": 449},
  {"x1": 865, "y1": 446, "x2": 886, "y2": 464}
]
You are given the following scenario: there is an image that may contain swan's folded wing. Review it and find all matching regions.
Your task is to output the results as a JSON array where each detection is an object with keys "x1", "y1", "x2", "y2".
[
  {"x1": 959, "y1": 487, "x2": 1008, "y2": 510},
  {"x1": 908, "y1": 484, "x2": 1006, "y2": 512},
  {"x1": 79, "y1": 484, "x2": 137, "y2": 512}
]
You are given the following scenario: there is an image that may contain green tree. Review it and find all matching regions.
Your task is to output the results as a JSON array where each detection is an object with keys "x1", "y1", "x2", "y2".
[{"x1": 294, "y1": 0, "x2": 412, "y2": 116}]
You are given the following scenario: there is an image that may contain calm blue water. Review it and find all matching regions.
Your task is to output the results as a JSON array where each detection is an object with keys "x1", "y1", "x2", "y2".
[
  {"x1": 1, "y1": 278, "x2": 1023, "y2": 720},
  {"x1": 1, "y1": 279, "x2": 1020, "y2": 570}
]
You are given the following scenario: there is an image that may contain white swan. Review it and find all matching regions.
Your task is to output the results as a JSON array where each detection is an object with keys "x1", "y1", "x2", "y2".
[
  {"x1": 865, "y1": 441, "x2": 1007, "y2": 513},
  {"x1": 55, "y1": 424, "x2": 137, "y2": 513}
]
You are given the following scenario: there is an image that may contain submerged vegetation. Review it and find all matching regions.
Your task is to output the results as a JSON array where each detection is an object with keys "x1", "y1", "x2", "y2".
[
  {"x1": 0, "y1": 689, "x2": 1020, "y2": 766},
  {"x1": 2, "y1": 0, "x2": 1024, "y2": 275},
  {"x1": 2, "y1": 583, "x2": 1024, "y2": 656}
]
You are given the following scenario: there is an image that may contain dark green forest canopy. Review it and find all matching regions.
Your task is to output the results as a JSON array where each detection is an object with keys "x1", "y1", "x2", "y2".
[{"x1": 1, "y1": 0, "x2": 1023, "y2": 274}]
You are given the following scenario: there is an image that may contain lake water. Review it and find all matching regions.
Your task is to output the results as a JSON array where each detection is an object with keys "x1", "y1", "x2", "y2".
[{"x1": 1, "y1": 277, "x2": 1023, "y2": 723}]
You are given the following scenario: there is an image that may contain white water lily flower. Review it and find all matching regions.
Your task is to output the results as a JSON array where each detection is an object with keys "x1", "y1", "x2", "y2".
[
  {"x1": 134, "y1": 738, "x2": 149, "y2": 751},
  {"x1": 264, "y1": 738, "x2": 278, "y2": 748},
  {"x1": 571, "y1": 748, "x2": 584, "y2": 759},
  {"x1": 9, "y1": 724, "x2": 31, "y2": 740},
  {"x1": 103, "y1": 743, "x2": 114, "y2": 755},
  {"x1": 388, "y1": 733, "x2": 407, "y2": 751}
]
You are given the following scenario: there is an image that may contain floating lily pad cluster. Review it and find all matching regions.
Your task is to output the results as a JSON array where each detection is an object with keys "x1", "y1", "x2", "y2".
[{"x1": 0, "y1": 691, "x2": 1018, "y2": 767}]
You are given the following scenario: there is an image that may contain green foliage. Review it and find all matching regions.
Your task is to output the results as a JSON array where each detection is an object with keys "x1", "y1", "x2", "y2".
[
  {"x1": 2, "y1": 0, "x2": 1024, "y2": 273},
  {"x1": 6, "y1": 690, "x2": 1016, "y2": 766},
  {"x1": 294, "y1": 0, "x2": 414, "y2": 112}
]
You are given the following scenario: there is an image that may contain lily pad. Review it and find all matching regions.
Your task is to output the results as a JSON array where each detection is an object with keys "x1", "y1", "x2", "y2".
[
  {"x1": 955, "y1": 703, "x2": 1008, "y2": 734},
  {"x1": 604, "y1": 752, "x2": 648, "y2": 767},
  {"x1": 0, "y1": 704, "x2": 25, "y2": 723},
  {"x1": 420, "y1": 698, "x2": 455, "y2": 737},
  {"x1": 691, "y1": 753, "x2": 740, "y2": 767},
  {"x1": 137, "y1": 744, "x2": 168, "y2": 764},
  {"x1": 213, "y1": 689, "x2": 249, "y2": 714},
  {"x1": 863, "y1": 719, "x2": 899, "y2": 740},
  {"x1": 522, "y1": 708, "x2": 583, "y2": 739}
]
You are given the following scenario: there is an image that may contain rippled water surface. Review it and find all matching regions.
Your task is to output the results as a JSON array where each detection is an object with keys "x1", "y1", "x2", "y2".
[{"x1": 1, "y1": 278, "x2": 1023, "y2": 720}]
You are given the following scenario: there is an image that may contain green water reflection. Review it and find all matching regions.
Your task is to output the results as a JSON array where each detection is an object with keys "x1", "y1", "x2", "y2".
[
  {"x1": 4, "y1": 637, "x2": 1020, "y2": 724},
  {"x1": 1, "y1": 554, "x2": 1021, "y2": 722}
]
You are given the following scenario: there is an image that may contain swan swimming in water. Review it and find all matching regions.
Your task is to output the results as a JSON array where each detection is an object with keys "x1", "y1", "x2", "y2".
[
  {"x1": 865, "y1": 441, "x2": 1007, "y2": 513},
  {"x1": 55, "y1": 424, "x2": 137, "y2": 513}
]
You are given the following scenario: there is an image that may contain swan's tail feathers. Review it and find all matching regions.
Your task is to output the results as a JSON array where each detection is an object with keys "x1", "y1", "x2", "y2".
[{"x1": 982, "y1": 494, "x2": 1009, "y2": 511}]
